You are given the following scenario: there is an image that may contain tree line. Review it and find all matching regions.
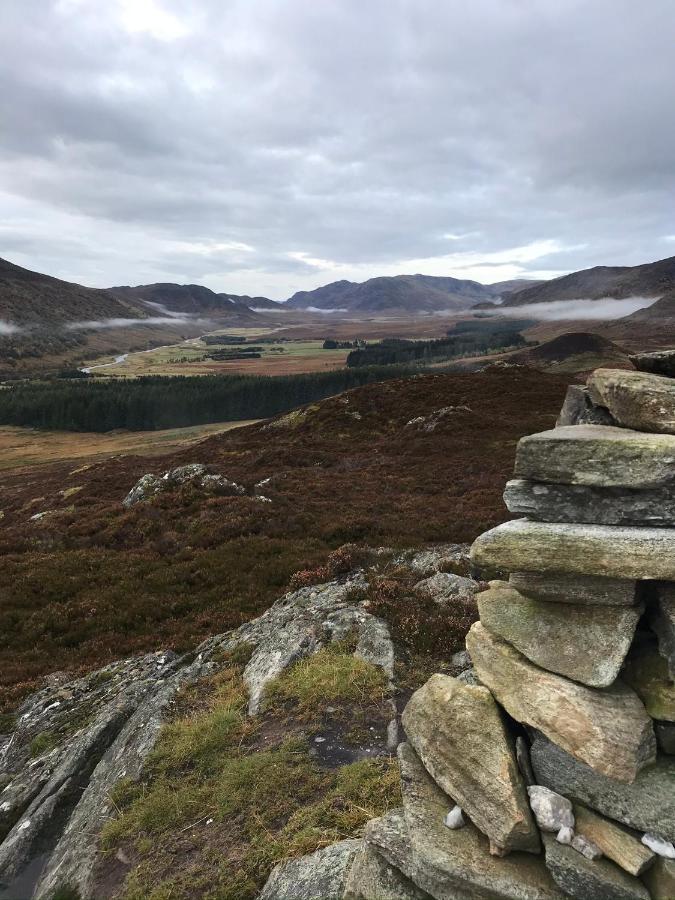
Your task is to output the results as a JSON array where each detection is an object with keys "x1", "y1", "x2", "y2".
[
  {"x1": 0, "y1": 366, "x2": 417, "y2": 432},
  {"x1": 346, "y1": 327, "x2": 528, "y2": 368}
]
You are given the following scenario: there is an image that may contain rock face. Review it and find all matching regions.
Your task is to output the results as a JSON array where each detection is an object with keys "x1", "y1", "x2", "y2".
[
  {"x1": 622, "y1": 638, "x2": 675, "y2": 722},
  {"x1": 629, "y1": 349, "x2": 675, "y2": 378},
  {"x1": 587, "y1": 368, "x2": 675, "y2": 434},
  {"x1": 508, "y1": 571, "x2": 637, "y2": 606},
  {"x1": 653, "y1": 584, "x2": 675, "y2": 677},
  {"x1": 542, "y1": 833, "x2": 650, "y2": 900},
  {"x1": 466, "y1": 623, "x2": 656, "y2": 782},
  {"x1": 530, "y1": 734, "x2": 675, "y2": 842},
  {"x1": 471, "y1": 519, "x2": 675, "y2": 581},
  {"x1": 394, "y1": 743, "x2": 565, "y2": 900},
  {"x1": 504, "y1": 478, "x2": 675, "y2": 526},
  {"x1": 514, "y1": 425, "x2": 675, "y2": 488},
  {"x1": 122, "y1": 463, "x2": 245, "y2": 507},
  {"x1": 401, "y1": 675, "x2": 539, "y2": 854},
  {"x1": 556, "y1": 385, "x2": 616, "y2": 427},
  {"x1": 344, "y1": 845, "x2": 431, "y2": 900},
  {"x1": 258, "y1": 840, "x2": 362, "y2": 900},
  {"x1": 573, "y1": 804, "x2": 655, "y2": 877},
  {"x1": 477, "y1": 581, "x2": 641, "y2": 686}
]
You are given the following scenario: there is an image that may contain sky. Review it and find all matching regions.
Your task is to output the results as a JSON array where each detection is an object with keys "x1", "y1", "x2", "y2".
[{"x1": 1, "y1": 0, "x2": 674, "y2": 301}]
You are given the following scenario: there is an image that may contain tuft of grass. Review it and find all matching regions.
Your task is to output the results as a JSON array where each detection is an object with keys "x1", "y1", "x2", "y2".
[
  {"x1": 29, "y1": 729, "x2": 60, "y2": 758},
  {"x1": 265, "y1": 645, "x2": 388, "y2": 717}
]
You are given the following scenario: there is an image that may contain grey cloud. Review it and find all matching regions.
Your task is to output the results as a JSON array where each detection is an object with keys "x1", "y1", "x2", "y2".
[{"x1": 0, "y1": 1, "x2": 674, "y2": 299}]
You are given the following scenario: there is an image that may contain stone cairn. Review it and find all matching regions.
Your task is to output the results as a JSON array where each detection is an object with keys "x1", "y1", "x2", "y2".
[{"x1": 349, "y1": 357, "x2": 675, "y2": 900}]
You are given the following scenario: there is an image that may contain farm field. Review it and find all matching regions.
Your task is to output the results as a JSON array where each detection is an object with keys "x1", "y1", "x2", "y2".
[
  {"x1": 82, "y1": 335, "x2": 352, "y2": 377},
  {"x1": 0, "y1": 420, "x2": 257, "y2": 471}
]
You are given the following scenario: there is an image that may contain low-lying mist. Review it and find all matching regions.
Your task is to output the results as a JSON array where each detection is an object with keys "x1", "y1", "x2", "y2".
[
  {"x1": 66, "y1": 314, "x2": 214, "y2": 331},
  {"x1": 488, "y1": 295, "x2": 656, "y2": 321},
  {"x1": 0, "y1": 320, "x2": 20, "y2": 335}
]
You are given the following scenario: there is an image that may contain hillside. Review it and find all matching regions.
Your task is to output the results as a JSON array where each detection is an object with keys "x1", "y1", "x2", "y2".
[
  {"x1": 286, "y1": 274, "x2": 503, "y2": 312},
  {"x1": 509, "y1": 331, "x2": 632, "y2": 374},
  {"x1": 502, "y1": 253, "x2": 675, "y2": 306},
  {"x1": 0, "y1": 366, "x2": 572, "y2": 711},
  {"x1": 110, "y1": 282, "x2": 278, "y2": 317}
]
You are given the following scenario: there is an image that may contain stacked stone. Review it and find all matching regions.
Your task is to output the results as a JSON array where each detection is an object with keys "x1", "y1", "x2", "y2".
[{"x1": 354, "y1": 361, "x2": 675, "y2": 900}]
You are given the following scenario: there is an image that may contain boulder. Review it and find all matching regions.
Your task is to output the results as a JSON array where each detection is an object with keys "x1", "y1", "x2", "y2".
[
  {"x1": 123, "y1": 464, "x2": 245, "y2": 507},
  {"x1": 413, "y1": 572, "x2": 477, "y2": 605},
  {"x1": 471, "y1": 519, "x2": 675, "y2": 581},
  {"x1": 514, "y1": 425, "x2": 675, "y2": 488},
  {"x1": 542, "y1": 833, "x2": 650, "y2": 900},
  {"x1": 401, "y1": 675, "x2": 539, "y2": 854},
  {"x1": 574, "y1": 804, "x2": 655, "y2": 877},
  {"x1": 527, "y1": 786, "x2": 574, "y2": 832},
  {"x1": 629, "y1": 349, "x2": 675, "y2": 378},
  {"x1": 466, "y1": 623, "x2": 656, "y2": 782},
  {"x1": 509, "y1": 572, "x2": 637, "y2": 606},
  {"x1": 343, "y1": 844, "x2": 431, "y2": 900},
  {"x1": 477, "y1": 581, "x2": 641, "y2": 687},
  {"x1": 258, "y1": 839, "x2": 362, "y2": 900},
  {"x1": 642, "y1": 858, "x2": 675, "y2": 900},
  {"x1": 504, "y1": 478, "x2": 675, "y2": 526},
  {"x1": 556, "y1": 385, "x2": 616, "y2": 426},
  {"x1": 652, "y1": 584, "x2": 675, "y2": 677},
  {"x1": 530, "y1": 734, "x2": 675, "y2": 843},
  {"x1": 622, "y1": 638, "x2": 675, "y2": 723},
  {"x1": 394, "y1": 743, "x2": 565, "y2": 900},
  {"x1": 587, "y1": 368, "x2": 675, "y2": 434}
]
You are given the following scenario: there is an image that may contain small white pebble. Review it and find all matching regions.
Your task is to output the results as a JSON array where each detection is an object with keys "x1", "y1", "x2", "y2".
[
  {"x1": 206, "y1": 818, "x2": 213, "y2": 826},
  {"x1": 572, "y1": 834, "x2": 603, "y2": 860},
  {"x1": 556, "y1": 826, "x2": 574, "y2": 845},
  {"x1": 18, "y1": 820, "x2": 31, "y2": 832},
  {"x1": 314, "y1": 737, "x2": 326, "y2": 743},
  {"x1": 444, "y1": 805, "x2": 465, "y2": 829},
  {"x1": 642, "y1": 833, "x2": 675, "y2": 859}
]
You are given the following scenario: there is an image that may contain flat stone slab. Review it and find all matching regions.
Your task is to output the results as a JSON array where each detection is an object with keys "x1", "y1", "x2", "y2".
[
  {"x1": 258, "y1": 840, "x2": 362, "y2": 900},
  {"x1": 471, "y1": 519, "x2": 675, "y2": 581},
  {"x1": 629, "y1": 349, "x2": 675, "y2": 378},
  {"x1": 574, "y1": 804, "x2": 655, "y2": 877},
  {"x1": 478, "y1": 582, "x2": 641, "y2": 687},
  {"x1": 514, "y1": 425, "x2": 675, "y2": 488},
  {"x1": 509, "y1": 572, "x2": 637, "y2": 606},
  {"x1": 392, "y1": 743, "x2": 566, "y2": 900},
  {"x1": 622, "y1": 638, "x2": 675, "y2": 723},
  {"x1": 530, "y1": 734, "x2": 675, "y2": 843},
  {"x1": 466, "y1": 623, "x2": 656, "y2": 782},
  {"x1": 343, "y1": 844, "x2": 431, "y2": 900},
  {"x1": 504, "y1": 478, "x2": 675, "y2": 526},
  {"x1": 542, "y1": 833, "x2": 650, "y2": 900},
  {"x1": 588, "y1": 368, "x2": 675, "y2": 434},
  {"x1": 402, "y1": 674, "x2": 539, "y2": 854}
]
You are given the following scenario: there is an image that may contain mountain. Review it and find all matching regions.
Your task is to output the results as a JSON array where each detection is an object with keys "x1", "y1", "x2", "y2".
[
  {"x1": 110, "y1": 282, "x2": 279, "y2": 317},
  {"x1": 509, "y1": 331, "x2": 631, "y2": 373},
  {"x1": 502, "y1": 254, "x2": 675, "y2": 306},
  {"x1": 0, "y1": 256, "x2": 144, "y2": 328},
  {"x1": 285, "y1": 274, "x2": 504, "y2": 312}
]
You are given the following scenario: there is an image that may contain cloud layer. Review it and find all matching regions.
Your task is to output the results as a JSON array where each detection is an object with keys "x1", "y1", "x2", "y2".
[{"x1": 1, "y1": 1, "x2": 674, "y2": 299}]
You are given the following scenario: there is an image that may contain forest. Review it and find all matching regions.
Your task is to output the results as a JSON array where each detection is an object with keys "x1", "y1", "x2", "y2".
[
  {"x1": 0, "y1": 365, "x2": 417, "y2": 432},
  {"x1": 345, "y1": 322, "x2": 530, "y2": 367}
]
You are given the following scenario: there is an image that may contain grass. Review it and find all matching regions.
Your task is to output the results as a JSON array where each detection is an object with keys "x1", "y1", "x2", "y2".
[
  {"x1": 97, "y1": 650, "x2": 400, "y2": 900},
  {"x1": 0, "y1": 421, "x2": 256, "y2": 471},
  {"x1": 0, "y1": 367, "x2": 573, "y2": 709}
]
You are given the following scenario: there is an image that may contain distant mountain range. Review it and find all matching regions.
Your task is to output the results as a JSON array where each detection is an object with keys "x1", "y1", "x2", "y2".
[
  {"x1": 501, "y1": 254, "x2": 675, "y2": 306},
  {"x1": 285, "y1": 274, "x2": 538, "y2": 313}
]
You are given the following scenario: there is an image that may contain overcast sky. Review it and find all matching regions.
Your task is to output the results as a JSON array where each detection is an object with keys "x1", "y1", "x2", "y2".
[{"x1": 1, "y1": 0, "x2": 674, "y2": 300}]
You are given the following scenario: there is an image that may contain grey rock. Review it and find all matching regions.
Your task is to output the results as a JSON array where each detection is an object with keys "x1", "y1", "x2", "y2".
[
  {"x1": 642, "y1": 857, "x2": 675, "y2": 900},
  {"x1": 394, "y1": 743, "x2": 565, "y2": 899},
  {"x1": 622, "y1": 636, "x2": 675, "y2": 723},
  {"x1": 514, "y1": 425, "x2": 675, "y2": 488},
  {"x1": 556, "y1": 385, "x2": 616, "y2": 426},
  {"x1": 530, "y1": 733, "x2": 675, "y2": 843},
  {"x1": 467, "y1": 623, "x2": 656, "y2": 782},
  {"x1": 355, "y1": 617, "x2": 395, "y2": 680},
  {"x1": 653, "y1": 584, "x2": 675, "y2": 677},
  {"x1": 527, "y1": 786, "x2": 574, "y2": 832},
  {"x1": 556, "y1": 826, "x2": 574, "y2": 845},
  {"x1": 401, "y1": 675, "x2": 539, "y2": 854},
  {"x1": 516, "y1": 736, "x2": 535, "y2": 787},
  {"x1": 509, "y1": 571, "x2": 638, "y2": 606},
  {"x1": 471, "y1": 519, "x2": 675, "y2": 581},
  {"x1": 451, "y1": 649, "x2": 471, "y2": 669},
  {"x1": 343, "y1": 844, "x2": 431, "y2": 900},
  {"x1": 444, "y1": 805, "x2": 465, "y2": 829},
  {"x1": 478, "y1": 581, "x2": 641, "y2": 686},
  {"x1": 413, "y1": 573, "x2": 477, "y2": 605},
  {"x1": 642, "y1": 834, "x2": 675, "y2": 859},
  {"x1": 403, "y1": 544, "x2": 470, "y2": 578},
  {"x1": 504, "y1": 478, "x2": 675, "y2": 526},
  {"x1": 258, "y1": 839, "x2": 362, "y2": 900},
  {"x1": 588, "y1": 368, "x2": 675, "y2": 435},
  {"x1": 656, "y1": 721, "x2": 675, "y2": 754},
  {"x1": 629, "y1": 349, "x2": 675, "y2": 378},
  {"x1": 571, "y1": 834, "x2": 603, "y2": 860},
  {"x1": 123, "y1": 464, "x2": 245, "y2": 507},
  {"x1": 543, "y1": 833, "x2": 650, "y2": 900},
  {"x1": 456, "y1": 667, "x2": 480, "y2": 686}
]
